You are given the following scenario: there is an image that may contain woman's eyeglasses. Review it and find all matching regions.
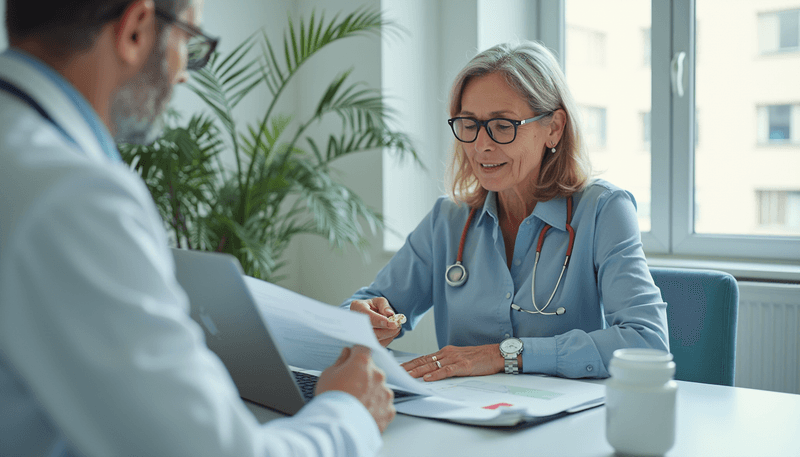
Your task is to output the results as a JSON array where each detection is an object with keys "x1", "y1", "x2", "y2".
[{"x1": 448, "y1": 112, "x2": 552, "y2": 144}]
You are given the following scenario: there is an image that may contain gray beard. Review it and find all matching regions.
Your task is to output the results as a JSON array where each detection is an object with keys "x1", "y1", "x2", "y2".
[{"x1": 111, "y1": 43, "x2": 173, "y2": 145}]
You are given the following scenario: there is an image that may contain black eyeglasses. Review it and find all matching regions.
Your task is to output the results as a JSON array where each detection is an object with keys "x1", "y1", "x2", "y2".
[
  {"x1": 154, "y1": 10, "x2": 218, "y2": 71},
  {"x1": 447, "y1": 112, "x2": 552, "y2": 144}
]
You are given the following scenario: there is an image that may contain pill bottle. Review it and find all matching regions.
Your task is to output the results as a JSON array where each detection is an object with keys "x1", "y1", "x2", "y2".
[{"x1": 605, "y1": 348, "x2": 677, "y2": 457}]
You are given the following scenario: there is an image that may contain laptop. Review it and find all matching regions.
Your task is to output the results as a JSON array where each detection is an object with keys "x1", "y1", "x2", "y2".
[{"x1": 170, "y1": 248, "x2": 417, "y2": 415}]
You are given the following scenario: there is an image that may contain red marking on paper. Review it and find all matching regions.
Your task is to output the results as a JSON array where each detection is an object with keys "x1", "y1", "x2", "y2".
[{"x1": 483, "y1": 402, "x2": 514, "y2": 410}]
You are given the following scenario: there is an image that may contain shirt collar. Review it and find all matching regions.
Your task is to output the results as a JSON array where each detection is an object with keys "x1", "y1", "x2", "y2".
[
  {"x1": 4, "y1": 48, "x2": 121, "y2": 162},
  {"x1": 477, "y1": 191, "x2": 569, "y2": 231}
]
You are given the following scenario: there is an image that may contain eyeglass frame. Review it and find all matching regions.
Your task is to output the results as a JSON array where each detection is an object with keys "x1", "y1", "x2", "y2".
[
  {"x1": 153, "y1": 9, "x2": 219, "y2": 71},
  {"x1": 447, "y1": 112, "x2": 553, "y2": 145}
]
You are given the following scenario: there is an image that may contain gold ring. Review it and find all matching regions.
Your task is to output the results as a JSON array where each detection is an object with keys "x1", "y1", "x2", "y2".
[
  {"x1": 435, "y1": 360, "x2": 442, "y2": 369},
  {"x1": 431, "y1": 355, "x2": 437, "y2": 362}
]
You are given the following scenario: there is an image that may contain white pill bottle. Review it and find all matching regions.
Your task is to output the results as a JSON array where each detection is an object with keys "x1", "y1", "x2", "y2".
[{"x1": 605, "y1": 348, "x2": 677, "y2": 457}]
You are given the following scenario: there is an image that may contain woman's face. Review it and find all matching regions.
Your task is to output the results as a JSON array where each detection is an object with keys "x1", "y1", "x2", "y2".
[{"x1": 458, "y1": 72, "x2": 554, "y2": 199}]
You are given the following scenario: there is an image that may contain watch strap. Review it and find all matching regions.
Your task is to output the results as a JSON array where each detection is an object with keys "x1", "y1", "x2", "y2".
[{"x1": 504, "y1": 357, "x2": 520, "y2": 374}]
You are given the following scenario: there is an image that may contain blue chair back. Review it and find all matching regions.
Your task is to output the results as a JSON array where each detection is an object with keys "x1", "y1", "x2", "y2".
[{"x1": 649, "y1": 267, "x2": 739, "y2": 386}]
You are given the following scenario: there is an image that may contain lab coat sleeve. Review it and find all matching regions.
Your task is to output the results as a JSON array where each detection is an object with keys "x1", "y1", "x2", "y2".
[
  {"x1": 522, "y1": 190, "x2": 669, "y2": 378},
  {"x1": 0, "y1": 167, "x2": 381, "y2": 457}
]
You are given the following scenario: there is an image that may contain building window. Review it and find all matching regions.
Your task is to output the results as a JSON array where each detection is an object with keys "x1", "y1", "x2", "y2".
[
  {"x1": 642, "y1": 28, "x2": 651, "y2": 66},
  {"x1": 566, "y1": 26, "x2": 607, "y2": 68},
  {"x1": 758, "y1": 104, "x2": 800, "y2": 144},
  {"x1": 759, "y1": 9, "x2": 800, "y2": 54},
  {"x1": 582, "y1": 106, "x2": 607, "y2": 150},
  {"x1": 757, "y1": 190, "x2": 800, "y2": 230}
]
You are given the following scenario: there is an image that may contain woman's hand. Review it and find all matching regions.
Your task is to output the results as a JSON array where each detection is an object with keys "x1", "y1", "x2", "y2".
[
  {"x1": 349, "y1": 298, "x2": 402, "y2": 347},
  {"x1": 401, "y1": 344, "x2": 505, "y2": 382}
]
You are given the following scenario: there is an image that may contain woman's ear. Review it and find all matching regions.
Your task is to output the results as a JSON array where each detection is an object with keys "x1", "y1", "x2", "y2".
[
  {"x1": 548, "y1": 109, "x2": 568, "y2": 145},
  {"x1": 114, "y1": 0, "x2": 157, "y2": 69}
]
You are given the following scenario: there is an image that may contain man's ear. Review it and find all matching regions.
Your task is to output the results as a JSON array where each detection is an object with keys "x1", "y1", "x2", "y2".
[{"x1": 114, "y1": 0, "x2": 157, "y2": 69}]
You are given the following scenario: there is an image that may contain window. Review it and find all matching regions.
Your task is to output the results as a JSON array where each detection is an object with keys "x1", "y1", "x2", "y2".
[
  {"x1": 566, "y1": 0, "x2": 651, "y2": 232},
  {"x1": 559, "y1": 0, "x2": 800, "y2": 260},
  {"x1": 757, "y1": 190, "x2": 800, "y2": 232},
  {"x1": 642, "y1": 28, "x2": 651, "y2": 66},
  {"x1": 566, "y1": 26, "x2": 607, "y2": 68},
  {"x1": 759, "y1": 9, "x2": 800, "y2": 54},
  {"x1": 758, "y1": 104, "x2": 800, "y2": 144},
  {"x1": 581, "y1": 106, "x2": 607, "y2": 150}
]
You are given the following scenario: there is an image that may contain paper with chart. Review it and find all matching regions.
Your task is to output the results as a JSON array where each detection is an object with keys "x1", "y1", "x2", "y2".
[
  {"x1": 397, "y1": 373, "x2": 605, "y2": 420},
  {"x1": 243, "y1": 275, "x2": 603, "y2": 426}
]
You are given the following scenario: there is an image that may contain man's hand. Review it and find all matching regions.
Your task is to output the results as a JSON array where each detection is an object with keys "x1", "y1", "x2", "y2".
[
  {"x1": 348, "y1": 298, "x2": 402, "y2": 347},
  {"x1": 316, "y1": 346, "x2": 396, "y2": 432}
]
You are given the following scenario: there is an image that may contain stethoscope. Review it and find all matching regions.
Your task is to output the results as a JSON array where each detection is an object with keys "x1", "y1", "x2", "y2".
[{"x1": 446, "y1": 196, "x2": 575, "y2": 316}]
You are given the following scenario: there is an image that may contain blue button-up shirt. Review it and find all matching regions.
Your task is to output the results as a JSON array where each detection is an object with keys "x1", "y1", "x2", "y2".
[{"x1": 342, "y1": 179, "x2": 669, "y2": 378}]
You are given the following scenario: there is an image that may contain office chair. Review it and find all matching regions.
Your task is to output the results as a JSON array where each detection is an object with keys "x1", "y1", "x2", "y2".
[{"x1": 649, "y1": 267, "x2": 739, "y2": 386}]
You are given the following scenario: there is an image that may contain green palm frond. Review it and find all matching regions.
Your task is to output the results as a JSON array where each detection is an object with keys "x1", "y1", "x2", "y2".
[
  {"x1": 262, "y1": 7, "x2": 384, "y2": 96},
  {"x1": 120, "y1": 6, "x2": 417, "y2": 282}
]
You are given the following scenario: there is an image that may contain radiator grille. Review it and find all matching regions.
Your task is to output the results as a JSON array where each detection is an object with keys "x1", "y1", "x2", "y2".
[{"x1": 735, "y1": 282, "x2": 800, "y2": 394}]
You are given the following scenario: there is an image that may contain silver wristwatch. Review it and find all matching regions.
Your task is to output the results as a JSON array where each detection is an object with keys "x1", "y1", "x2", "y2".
[{"x1": 499, "y1": 337, "x2": 524, "y2": 374}]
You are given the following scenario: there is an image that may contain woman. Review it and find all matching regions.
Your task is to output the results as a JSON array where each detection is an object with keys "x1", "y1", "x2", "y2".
[{"x1": 341, "y1": 41, "x2": 668, "y2": 381}]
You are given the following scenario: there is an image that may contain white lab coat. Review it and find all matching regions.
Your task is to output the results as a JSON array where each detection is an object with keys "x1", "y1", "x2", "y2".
[{"x1": 0, "y1": 52, "x2": 381, "y2": 457}]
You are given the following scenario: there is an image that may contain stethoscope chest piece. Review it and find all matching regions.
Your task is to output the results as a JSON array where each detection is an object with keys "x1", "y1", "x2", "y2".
[{"x1": 445, "y1": 261, "x2": 468, "y2": 287}]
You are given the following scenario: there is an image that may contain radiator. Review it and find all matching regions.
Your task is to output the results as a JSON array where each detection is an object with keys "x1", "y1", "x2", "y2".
[{"x1": 734, "y1": 282, "x2": 800, "y2": 394}]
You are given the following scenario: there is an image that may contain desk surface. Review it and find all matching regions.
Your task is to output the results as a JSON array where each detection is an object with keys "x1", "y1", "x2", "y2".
[{"x1": 245, "y1": 379, "x2": 800, "y2": 457}]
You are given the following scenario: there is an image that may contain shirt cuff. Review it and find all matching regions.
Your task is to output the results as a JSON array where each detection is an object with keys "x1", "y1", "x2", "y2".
[{"x1": 521, "y1": 337, "x2": 558, "y2": 376}]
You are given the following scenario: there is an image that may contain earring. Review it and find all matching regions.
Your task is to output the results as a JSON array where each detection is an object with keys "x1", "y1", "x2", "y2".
[{"x1": 550, "y1": 143, "x2": 557, "y2": 154}]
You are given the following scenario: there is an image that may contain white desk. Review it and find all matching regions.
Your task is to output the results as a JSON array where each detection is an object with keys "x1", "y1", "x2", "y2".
[{"x1": 245, "y1": 379, "x2": 800, "y2": 457}]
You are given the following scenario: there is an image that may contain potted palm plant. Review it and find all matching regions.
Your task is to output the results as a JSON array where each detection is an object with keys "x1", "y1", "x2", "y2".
[{"x1": 119, "y1": 7, "x2": 417, "y2": 282}]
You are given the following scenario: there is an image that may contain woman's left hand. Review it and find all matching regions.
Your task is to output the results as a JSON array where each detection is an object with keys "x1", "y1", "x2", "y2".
[{"x1": 401, "y1": 344, "x2": 505, "y2": 382}]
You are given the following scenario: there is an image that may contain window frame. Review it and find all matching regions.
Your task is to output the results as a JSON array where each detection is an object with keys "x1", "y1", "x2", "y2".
[{"x1": 550, "y1": 0, "x2": 800, "y2": 262}]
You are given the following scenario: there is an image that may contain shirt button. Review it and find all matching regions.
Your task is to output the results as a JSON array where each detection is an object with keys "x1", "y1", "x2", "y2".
[
  {"x1": 504, "y1": 333, "x2": 510, "y2": 338},
  {"x1": 526, "y1": 220, "x2": 531, "y2": 225},
  {"x1": 515, "y1": 260, "x2": 521, "y2": 266},
  {"x1": 506, "y1": 292, "x2": 511, "y2": 299},
  {"x1": 586, "y1": 365, "x2": 594, "y2": 372}
]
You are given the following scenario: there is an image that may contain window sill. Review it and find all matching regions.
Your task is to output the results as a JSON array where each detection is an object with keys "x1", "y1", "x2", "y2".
[{"x1": 646, "y1": 255, "x2": 800, "y2": 284}]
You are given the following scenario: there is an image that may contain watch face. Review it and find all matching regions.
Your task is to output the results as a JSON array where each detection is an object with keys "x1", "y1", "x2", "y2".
[{"x1": 501, "y1": 338, "x2": 523, "y2": 353}]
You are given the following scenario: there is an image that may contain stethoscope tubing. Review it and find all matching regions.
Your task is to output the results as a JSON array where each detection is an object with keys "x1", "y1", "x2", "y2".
[{"x1": 447, "y1": 196, "x2": 575, "y2": 316}]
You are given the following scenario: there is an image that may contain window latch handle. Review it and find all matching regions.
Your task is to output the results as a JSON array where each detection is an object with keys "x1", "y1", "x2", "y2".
[{"x1": 671, "y1": 51, "x2": 687, "y2": 98}]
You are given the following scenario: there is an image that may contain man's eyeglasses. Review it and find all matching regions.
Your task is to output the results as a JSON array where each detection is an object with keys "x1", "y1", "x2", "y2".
[
  {"x1": 154, "y1": 10, "x2": 218, "y2": 71},
  {"x1": 447, "y1": 112, "x2": 552, "y2": 144}
]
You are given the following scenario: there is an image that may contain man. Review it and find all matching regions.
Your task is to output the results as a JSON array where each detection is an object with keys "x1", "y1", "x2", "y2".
[{"x1": 0, "y1": 1, "x2": 395, "y2": 456}]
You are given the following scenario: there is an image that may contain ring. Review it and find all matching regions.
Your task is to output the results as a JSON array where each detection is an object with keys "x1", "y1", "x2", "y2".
[
  {"x1": 431, "y1": 355, "x2": 437, "y2": 362},
  {"x1": 435, "y1": 360, "x2": 442, "y2": 369}
]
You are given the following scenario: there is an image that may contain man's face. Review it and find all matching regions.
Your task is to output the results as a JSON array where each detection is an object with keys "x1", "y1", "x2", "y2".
[{"x1": 111, "y1": 1, "x2": 199, "y2": 145}]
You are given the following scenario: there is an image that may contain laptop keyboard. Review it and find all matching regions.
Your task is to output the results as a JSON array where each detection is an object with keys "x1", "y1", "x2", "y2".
[
  {"x1": 292, "y1": 371, "x2": 319, "y2": 401},
  {"x1": 291, "y1": 370, "x2": 419, "y2": 403}
]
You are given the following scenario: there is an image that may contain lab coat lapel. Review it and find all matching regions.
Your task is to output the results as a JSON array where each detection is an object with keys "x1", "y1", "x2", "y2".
[{"x1": 0, "y1": 54, "x2": 108, "y2": 163}]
